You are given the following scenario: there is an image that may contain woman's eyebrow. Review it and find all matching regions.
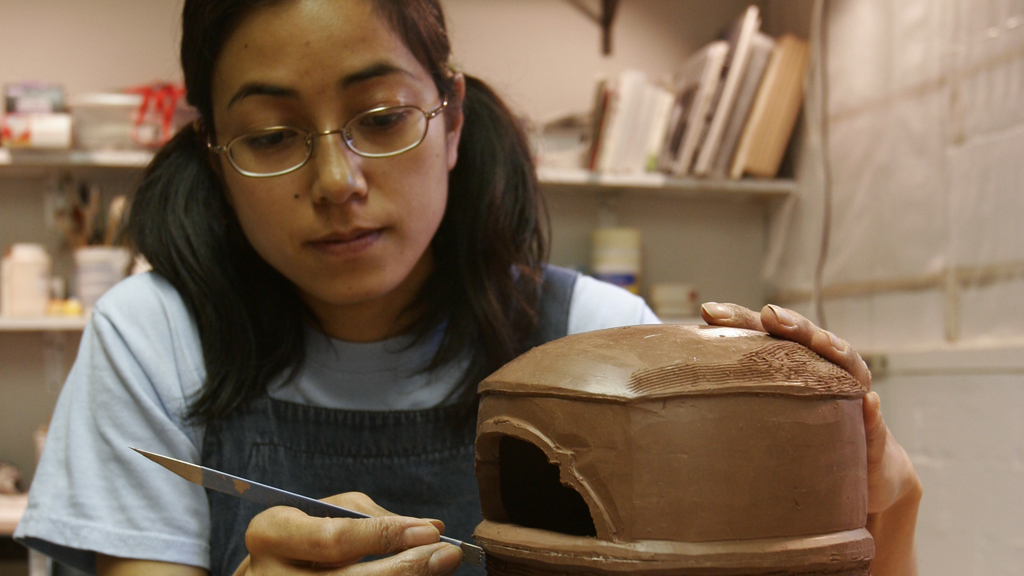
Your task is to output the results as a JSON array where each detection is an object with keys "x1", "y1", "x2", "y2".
[
  {"x1": 339, "y1": 61, "x2": 414, "y2": 89},
  {"x1": 227, "y1": 83, "x2": 298, "y2": 108},
  {"x1": 226, "y1": 62, "x2": 414, "y2": 109}
]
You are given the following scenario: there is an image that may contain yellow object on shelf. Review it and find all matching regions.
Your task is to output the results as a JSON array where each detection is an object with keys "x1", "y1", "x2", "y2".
[{"x1": 591, "y1": 227, "x2": 641, "y2": 294}]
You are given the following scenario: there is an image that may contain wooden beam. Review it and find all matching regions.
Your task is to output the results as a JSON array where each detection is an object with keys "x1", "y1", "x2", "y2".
[
  {"x1": 601, "y1": 0, "x2": 620, "y2": 55},
  {"x1": 566, "y1": 0, "x2": 620, "y2": 55}
]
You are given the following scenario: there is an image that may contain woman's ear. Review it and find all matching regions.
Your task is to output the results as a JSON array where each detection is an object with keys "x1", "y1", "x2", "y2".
[
  {"x1": 445, "y1": 73, "x2": 466, "y2": 171},
  {"x1": 196, "y1": 119, "x2": 233, "y2": 207},
  {"x1": 194, "y1": 119, "x2": 222, "y2": 173}
]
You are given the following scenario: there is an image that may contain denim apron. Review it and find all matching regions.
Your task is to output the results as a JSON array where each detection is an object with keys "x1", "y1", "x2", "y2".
[{"x1": 202, "y1": 266, "x2": 578, "y2": 576}]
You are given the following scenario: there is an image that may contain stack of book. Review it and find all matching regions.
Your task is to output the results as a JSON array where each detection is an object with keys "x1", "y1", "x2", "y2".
[{"x1": 586, "y1": 5, "x2": 810, "y2": 180}]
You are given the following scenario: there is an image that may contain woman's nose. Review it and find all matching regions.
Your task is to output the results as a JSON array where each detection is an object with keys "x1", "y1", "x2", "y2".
[{"x1": 310, "y1": 133, "x2": 368, "y2": 204}]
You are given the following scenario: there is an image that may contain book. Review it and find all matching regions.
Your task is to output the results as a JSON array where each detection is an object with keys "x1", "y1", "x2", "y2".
[
  {"x1": 692, "y1": 5, "x2": 761, "y2": 177},
  {"x1": 586, "y1": 78, "x2": 610, "y2": 170},
  {"x1": 659, "y1": 40, "x2": 729, "y2": 176},
  {"x1": 619, "y1": 83, "x2": 657, "y2": 174},
  {"x1": 712, "y1": 31, "x2": 775, "y2": 179},
  {"x1": 617, "y1": 83, "x2": 674, "y2": 174},
  {"x1": 730, "y1": 34, "x2": 810, "y2": 179},
  {"x1": 642, "y1": 86, "x2": 676, "y2": 172},
  {"x1": 595, "y1": 70, "x2": 647, "y2": 173}
]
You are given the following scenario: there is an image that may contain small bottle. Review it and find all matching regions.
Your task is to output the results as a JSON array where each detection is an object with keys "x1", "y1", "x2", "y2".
[
  {"x1": 591, "y1": 227, "x2": 641, "y2": 294},
  {"x1": 1, "y1": 243, "x2": 52, "y2": 317}
]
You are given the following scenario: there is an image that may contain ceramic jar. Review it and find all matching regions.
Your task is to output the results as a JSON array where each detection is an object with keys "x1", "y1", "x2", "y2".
[{"x1": 475, "y1": 324, "x2": 873, "y2": 575}]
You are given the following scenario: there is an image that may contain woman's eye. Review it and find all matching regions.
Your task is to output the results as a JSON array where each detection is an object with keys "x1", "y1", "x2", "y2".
[
  {"x1": 356, "y1": 109, "x2": 413, "y2": 132},
  {"x1": 242, "y1": 129, "x2": 300, "y2": 150}
]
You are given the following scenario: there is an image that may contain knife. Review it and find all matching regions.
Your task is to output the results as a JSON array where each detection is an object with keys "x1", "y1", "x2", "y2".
[{"x1": 131, "y1": 447, "x2": 484, "y2": 567}]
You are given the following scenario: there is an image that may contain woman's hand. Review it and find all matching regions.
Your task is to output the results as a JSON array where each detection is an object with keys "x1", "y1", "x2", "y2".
[
  {"x1": 700, "y1": 302, "x2": 921, "y2": 576},
  {"x1": 233, "y1": 492, "x2": 463, "y2": 576}
]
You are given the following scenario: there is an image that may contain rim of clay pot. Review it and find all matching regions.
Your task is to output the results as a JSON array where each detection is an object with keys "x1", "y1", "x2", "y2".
[{"x1": 474, "y1": 520, "x2": 874, "y2": 574}]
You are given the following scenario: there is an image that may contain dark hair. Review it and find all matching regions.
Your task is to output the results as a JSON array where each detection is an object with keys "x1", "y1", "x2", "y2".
[{"x1": 125, "y1": 0, "x2": 547, "y2": 423}]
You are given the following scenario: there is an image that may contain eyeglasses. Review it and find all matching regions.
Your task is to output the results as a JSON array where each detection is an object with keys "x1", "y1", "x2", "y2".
[{"x1": 208, "y1": 98, "x2": 448, "y2": 178}]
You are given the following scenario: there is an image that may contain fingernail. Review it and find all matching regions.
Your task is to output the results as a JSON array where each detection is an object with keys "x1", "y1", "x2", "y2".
[
  {"x1": 429, "y1": 544, "x2": 463, "y2": 574},
  {"x1": 767, "y1": 304, "x2": 796, "y2": 327},
  {"x1": 824, "y1": 330, "x2": 846, "y2": 351},
  {"x1": 866, "y1": 391, "x2": 880, "y2": 412},
  {"x1": 404, "y1": 525, "x2": 439, "y2": 547},
  {"x1": 425, "y1": 518, "x2": 446, "y2": 533},
  {"x1": 702, "y1": 302, "x2": 733, "y2": 320}
]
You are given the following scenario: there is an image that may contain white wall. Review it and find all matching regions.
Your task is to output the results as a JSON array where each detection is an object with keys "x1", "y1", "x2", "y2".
[
  {"x1": 445, "y1": 0, "x2": 760, "y2": 122},
  {"x1": 873, "y1": 347, "x2": 1024, "y2": 576},
  {"x1": 0, "y1": 0, "x2": 184, "y2": 95}
]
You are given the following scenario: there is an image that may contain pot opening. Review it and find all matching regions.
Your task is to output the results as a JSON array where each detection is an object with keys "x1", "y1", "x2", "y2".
[{"x1": 498, "y1": 436, "x2": 597, "y2": 537}]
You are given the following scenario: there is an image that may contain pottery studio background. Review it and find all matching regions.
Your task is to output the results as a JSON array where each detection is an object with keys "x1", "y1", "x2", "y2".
[{"x1": 1, "y1": 1, "x2": 1022, "y2": 575}]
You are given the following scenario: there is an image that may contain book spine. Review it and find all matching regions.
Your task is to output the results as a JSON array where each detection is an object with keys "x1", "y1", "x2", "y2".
[
  {"x1": 586, "y1": 80, "x2": 610, "y2": 171},
  {"x1": 730, "y1": 34, "x2": 809, "y2": 179},
  {"x1": 714, "y1": 32, "x2": 775, "y2": 179},
  {"x1": 693, "y1": 6, "x2": 761, "y2": 176},
  {"x1": 645, "y1": 88, "x2": 676, "y2": 172}
]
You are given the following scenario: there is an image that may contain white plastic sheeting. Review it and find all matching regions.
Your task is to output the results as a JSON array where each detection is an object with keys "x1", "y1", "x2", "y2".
[
  {"x1": 949, "y1": 123, "x2": 1024, "y2": 268},
  {"x1": 764, "y1": 0, "x2": 1024, "y2": 351},
  {"x1": 825, "y1": 87, "x2": 949, "y2": 285}
]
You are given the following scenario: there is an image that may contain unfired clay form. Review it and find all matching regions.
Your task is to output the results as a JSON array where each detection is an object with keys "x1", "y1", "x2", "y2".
[{"x1": 474, "y1": 324, "x2": 873, "y2": 575}]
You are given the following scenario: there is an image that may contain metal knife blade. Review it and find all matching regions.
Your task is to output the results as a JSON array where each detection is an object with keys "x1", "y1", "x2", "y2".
[{"x1": 131, "y1": 447, "x2": 484, "y2": 567}]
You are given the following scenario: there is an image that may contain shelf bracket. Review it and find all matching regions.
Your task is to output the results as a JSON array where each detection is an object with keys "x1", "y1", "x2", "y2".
[{"x1": 566, "y1": 0, "x2": 620, "y2": 55}]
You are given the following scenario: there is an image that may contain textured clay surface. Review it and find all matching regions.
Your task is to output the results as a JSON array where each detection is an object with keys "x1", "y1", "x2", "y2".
[
  {"x1": 628, "y1": 340, "x2": 863, "y2": 397},
  {"x1": 481, "y1": 325, "x2": 866, "y2": 400}
]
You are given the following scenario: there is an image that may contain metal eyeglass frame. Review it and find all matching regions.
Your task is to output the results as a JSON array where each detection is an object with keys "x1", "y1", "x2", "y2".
[{"x1": 208, "y1": 97, "x2": 448, "y2": 178}]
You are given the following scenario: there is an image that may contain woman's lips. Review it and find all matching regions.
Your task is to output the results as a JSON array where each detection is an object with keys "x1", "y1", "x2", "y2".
[{"x1": 306, "y1": 228, "x2": 384, "y2": 257}]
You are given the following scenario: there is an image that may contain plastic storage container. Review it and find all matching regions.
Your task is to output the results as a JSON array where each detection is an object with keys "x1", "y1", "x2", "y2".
[
  {"x1": 74, "y1": 246, "x2": 131, "y2": 310},
  {"x1": 69, "y1": 92, "x2": 194, "y2": 150}
]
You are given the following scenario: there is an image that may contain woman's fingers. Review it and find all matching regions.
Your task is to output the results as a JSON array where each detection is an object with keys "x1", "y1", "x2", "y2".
[
  {"x1": 243, "y1": 542, "x2": 462, "y2": 576},
  {"x1": 244, "y1": 492, "x2": 443, "y2": 567},
  {"x1": 863, "y1": 391, "x2": 920, "y2": 515},
  {"x1": 338, "y1": 542, "x2": 463, "y2": 576},
  {"x1": 863, "y1": 391, "x2": 894, "y2": 514},
  {"x1": 321, "y1": 493, "x2": 446, "y2": 535},
  {"x1": 702, "y1": 302, "x2": 871, "y2": 389},
  {"x1": 760, "y1": 304, "x2": 872, "y2": 389},
  {"x1": 700, "y1": 302, "x2": 764, "y2": 331},
  {"x1": 322, "y1": 492, "x2": 394, "y2": 517}
]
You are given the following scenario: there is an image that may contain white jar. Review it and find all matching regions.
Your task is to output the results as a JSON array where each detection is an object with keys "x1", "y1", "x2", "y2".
[
  {"x1": 1, "y1": 243, "x2": 52, "y2": 317},
  {"x1": 74, "y1": 246, "x2": 131, "y2": 310},
  {"x1": 591, "y1": 227, "x2": 641, "y2": 294}
]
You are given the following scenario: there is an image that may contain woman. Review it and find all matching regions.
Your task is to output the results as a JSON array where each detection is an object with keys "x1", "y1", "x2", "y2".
[{"x1": 15, "y1": 1, "x2": 921, "y2": 575}]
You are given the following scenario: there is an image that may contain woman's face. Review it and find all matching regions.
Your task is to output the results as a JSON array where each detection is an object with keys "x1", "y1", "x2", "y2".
[{"x1": 210, "y1": 0, "x2": 462, "y2": 339}]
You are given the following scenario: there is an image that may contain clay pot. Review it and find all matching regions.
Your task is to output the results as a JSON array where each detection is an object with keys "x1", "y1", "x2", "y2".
[{"x1": 474, "y1": 324, "x2": 873, "y2": 575}]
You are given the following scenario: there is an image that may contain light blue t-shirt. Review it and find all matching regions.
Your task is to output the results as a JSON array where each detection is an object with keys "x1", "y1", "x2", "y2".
[{"x1": 15, "y1": 272, "x2": 659, "y2": 572}]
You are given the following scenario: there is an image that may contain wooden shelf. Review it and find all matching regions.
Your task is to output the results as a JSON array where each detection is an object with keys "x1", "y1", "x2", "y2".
[
  {"x1": 0, "y1": 316, "x2": 89, "y2": 332},
  {"x1": 536, "y1": 167, "x2": 794, "y2": 200},
  {"x1": 0, "y1": 148, "x2": 153, "y2": 177}
]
